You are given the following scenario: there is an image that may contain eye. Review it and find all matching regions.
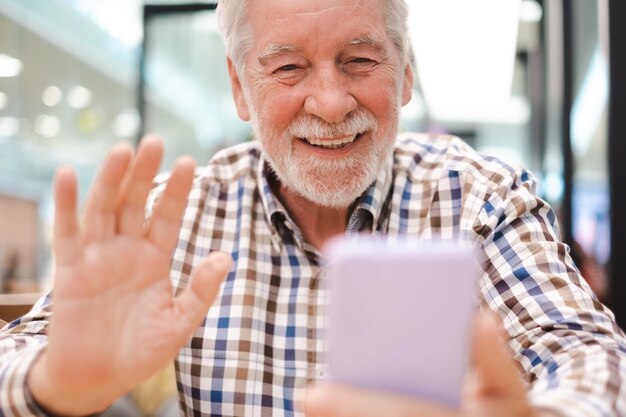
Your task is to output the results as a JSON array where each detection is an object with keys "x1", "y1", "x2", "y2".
[
  {"x1": 343, "y1": 57, "x2": 378, "y2": 74},
  {"x1": 350, "y1": 57, "x2": 374, "y2": 64},
  {"x1": 271, "y1": 63, "x2": 307, "y2": 85},
  {"x1": 274, "y1": 64, "x2": 300, "y2": 73}
]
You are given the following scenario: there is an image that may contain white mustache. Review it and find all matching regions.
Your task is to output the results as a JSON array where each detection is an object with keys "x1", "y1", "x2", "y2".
[{"x1": 287, "y1": 108, "x2": 377, "y2": 139}]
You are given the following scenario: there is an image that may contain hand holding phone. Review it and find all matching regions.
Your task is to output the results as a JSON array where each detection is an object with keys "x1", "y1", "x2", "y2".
[{"x1": 324, "y1": 238, "x2": 478, "y2": 408}]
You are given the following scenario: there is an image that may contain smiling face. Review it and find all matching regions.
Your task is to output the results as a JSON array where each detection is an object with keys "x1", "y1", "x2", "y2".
[{"x1": 227, "y1": 0, "x2": 413, "y2": 208}]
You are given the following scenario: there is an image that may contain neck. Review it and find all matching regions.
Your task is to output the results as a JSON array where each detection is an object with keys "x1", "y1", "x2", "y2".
[{"x1": 276, "y1": 184, "x2": 352, "y2": 250}]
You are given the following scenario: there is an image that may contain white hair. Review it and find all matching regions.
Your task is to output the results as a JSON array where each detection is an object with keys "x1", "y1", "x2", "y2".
[{"x1": 216, "y1": 0, "x2": 411, "y2": 75}]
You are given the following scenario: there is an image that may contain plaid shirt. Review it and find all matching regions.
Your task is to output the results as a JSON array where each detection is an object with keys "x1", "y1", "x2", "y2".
[{"x1": 1, "y1": 133, "x2": 625, "y2": 417}]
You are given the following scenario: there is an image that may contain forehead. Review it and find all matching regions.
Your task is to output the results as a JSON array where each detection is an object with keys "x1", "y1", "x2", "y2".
[
  {"x1": 246, "y1": 0, "x2": 390, "y2": 53},
  {"x1": 247, "y1": 0, "x2": 385, "y2": 20}
]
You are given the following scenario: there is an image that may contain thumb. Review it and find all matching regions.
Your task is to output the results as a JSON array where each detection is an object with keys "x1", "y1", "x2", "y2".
[
  {"x1": 174, "y1": 251, "x2": 232, "y2": 333},
  {"x1": 471, "y1": 313, "x2": 526, "y2": 398}
]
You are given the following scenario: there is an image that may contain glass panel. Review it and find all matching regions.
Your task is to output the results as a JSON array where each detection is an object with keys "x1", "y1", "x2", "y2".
[
  {"x1": 143, "y1": 8, "x2": 251, "y2": 170},
  {"x1": 403, "y1": 1, "x2": 541, "y2": 174},
  {"x1": 0, "y1": 0, "x2": 140, "y2": 292},
  {"x1": 570, "y1": 0, "x2": 610, "y2": 300}
]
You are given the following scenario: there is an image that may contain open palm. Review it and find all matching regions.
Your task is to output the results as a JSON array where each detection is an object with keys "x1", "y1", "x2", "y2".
[{"x1": 29, "y1": 137, "x2": 231, "y2": 415}]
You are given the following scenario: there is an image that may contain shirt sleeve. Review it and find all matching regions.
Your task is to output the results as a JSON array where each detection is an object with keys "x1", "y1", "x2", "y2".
[
  {"x1": 473, "y1": 168, "x2": 626, "y2": 417},
  {"x1": 0, "y1": 294, "x2": 55, "y2": 417}
]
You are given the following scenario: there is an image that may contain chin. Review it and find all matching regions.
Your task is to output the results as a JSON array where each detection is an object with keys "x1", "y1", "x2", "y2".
[
  {"x1": 277, "y1": 158, "x2": 379, "y2": 209},
  {"x1": 295, "y1": 186, "x2": 363, "y2": 209}
]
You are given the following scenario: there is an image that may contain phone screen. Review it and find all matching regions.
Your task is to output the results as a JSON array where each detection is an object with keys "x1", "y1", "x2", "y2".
[{"x1": 324, "y1": 237, "x2": 478, "y2": 408}]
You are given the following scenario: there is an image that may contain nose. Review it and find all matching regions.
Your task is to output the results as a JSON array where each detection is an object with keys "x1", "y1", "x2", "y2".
[{"x1": 303, "y1": 65, "x2": 358, "y2": 124}]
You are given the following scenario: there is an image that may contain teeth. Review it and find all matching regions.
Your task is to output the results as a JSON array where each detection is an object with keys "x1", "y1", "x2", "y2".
[{"x1": 304, "y1": 134, "x2": 359, "y2": 149}]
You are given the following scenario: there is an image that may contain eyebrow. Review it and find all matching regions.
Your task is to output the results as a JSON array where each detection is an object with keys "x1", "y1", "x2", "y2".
[
  {"x1": 258, "y1": 44, "x2": 303, "y2": 66},
  {"x1": 344, "y1": 33, "x2": 388, "y2": 55},
  {"x1": 256, "y1": 34, "x2": 390, "y2": 67}
]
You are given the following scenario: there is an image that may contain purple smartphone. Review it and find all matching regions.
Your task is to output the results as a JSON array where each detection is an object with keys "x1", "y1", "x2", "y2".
[{"x1": 324, "y1": 238, "x2": 478, "y2": 408}]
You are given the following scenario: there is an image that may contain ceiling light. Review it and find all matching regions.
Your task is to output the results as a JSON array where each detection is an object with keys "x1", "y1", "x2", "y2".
[
  {"x1": 520, "y1": 0, "x2": 543, "y2": 23},
  {"x1": 112, "y1": 108, "x2": 140, "y2": 137},
  {"x1": 409, "y1": 0, "x2": 522, "y2": 122},
  {"x1": 0, "y1": 53, "x2": 23, "y2": 78},
  {"x1": 34, "y1": 115, "x2": 61, "y2": 138},
  {"x1": 0, "y1": 117, "x2": 20, "y2": 137},
  {"x1": 0, "y1": 92, "x2": 7, "y2": 110},
  {"x1": 42, "y1": 86, "x2": 63, "y2": 107},
  {"x1": 67, "y1": 85, "x2": 92, "y2": 109}
]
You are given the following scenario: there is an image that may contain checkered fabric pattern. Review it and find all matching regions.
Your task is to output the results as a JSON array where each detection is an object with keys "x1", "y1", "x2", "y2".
[{"x1": 1, "y1": 133, "x2": 625, "y2": 417}]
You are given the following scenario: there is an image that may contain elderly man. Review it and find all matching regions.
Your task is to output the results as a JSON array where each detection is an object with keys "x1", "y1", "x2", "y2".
[{"x1": 1, "y1": 0, "x2": 625, "y2": 416}]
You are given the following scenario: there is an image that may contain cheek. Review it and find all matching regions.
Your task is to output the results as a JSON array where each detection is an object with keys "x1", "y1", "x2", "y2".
[
  {"x1": 252, "y1": 85, "x2": 305, "y2": 133},
  {"x1": 352, "y1": 70, "x2": 402, "y2": 124},
  {"x1": 360, "y1": 88, "x2": 398, "y2": 124}
]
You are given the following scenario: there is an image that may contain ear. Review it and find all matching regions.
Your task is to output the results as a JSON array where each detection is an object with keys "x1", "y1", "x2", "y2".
[
  {"x1": 227, "y1": 57, "x2": 251, "y2": 121},
  {"x1": 401, "y1": 63, "x2": 414, "y2": 106}
]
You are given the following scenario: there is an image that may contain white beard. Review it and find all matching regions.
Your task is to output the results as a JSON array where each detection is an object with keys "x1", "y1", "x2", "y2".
[{"x1": 253, "y1": 106, "x2": 399, "y2": 208}]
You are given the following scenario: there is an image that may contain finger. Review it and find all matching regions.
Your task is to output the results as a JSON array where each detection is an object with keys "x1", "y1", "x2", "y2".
[
  {"x1": 54, "y1": 167, "x2": 81, "y2": 265},
  {"x1": 83, "y1": 143, "x2": 133, "y2": 242},
  {"x1": 303, "y1": 384, "x2": 457, "y2": 417},
  {"x1": 116, "y1": 135, "x2": 164, "y2": 236},
  {"x1": 471, "y1": 313, "x2": 526, "y2": 397},
  {"x1": 145, "y1": 156, "x2": 195, "y2": 254},
  {"x1": 172, "y1": 251, "x2": 232, "y2": 335}
]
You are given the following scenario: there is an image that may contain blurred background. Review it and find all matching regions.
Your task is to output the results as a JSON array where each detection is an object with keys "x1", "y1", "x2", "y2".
[{"x1": 0, "y1": 0, "x2": 624, "y2": 324}]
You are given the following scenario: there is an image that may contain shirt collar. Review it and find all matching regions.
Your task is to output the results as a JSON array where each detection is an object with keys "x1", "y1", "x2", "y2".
[
  {"x1": 256, "y1": 149, "x2": 394, "y2": 246},
  {"x1": 349, "y1": 153, "x2": 394, "y2": 233},
  {"x1": 257, "y1": 153, "x2": 283, "y2": 228}
]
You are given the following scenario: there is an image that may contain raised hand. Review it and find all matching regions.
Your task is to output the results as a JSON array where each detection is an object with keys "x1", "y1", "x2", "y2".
[{"x1": 28, "y1": 136, "x2": 231, "y2": 416}]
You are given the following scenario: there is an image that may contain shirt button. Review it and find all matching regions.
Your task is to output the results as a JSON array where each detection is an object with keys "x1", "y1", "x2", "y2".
[
  {"x1": 271, "y1": 233, "x2": 282, "y2": 250},
  {"x1": 316, "y1": 369, "x2": 326, "y2": 380}
]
